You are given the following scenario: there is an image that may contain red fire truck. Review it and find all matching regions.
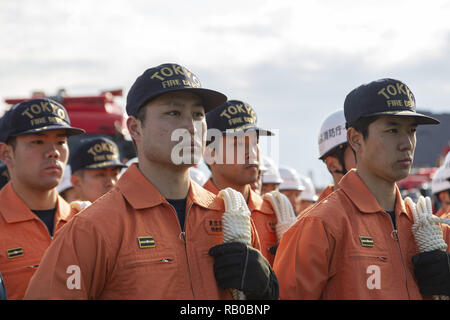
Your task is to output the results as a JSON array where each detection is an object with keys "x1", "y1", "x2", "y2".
[{"x1": 3, "y1": 89, "x2": 136, "y2": 162}]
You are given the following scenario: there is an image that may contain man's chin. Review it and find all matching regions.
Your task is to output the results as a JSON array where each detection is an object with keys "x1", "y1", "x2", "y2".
[
  {"x1": 235, "y1": 173, "x2": 259, "y2": 186},
  {"x1": 35, "y1": 178, "x2": 60, "y2": 191},
  {"x1": 394, "y1": 168, "x2": 412, "y2": 182}
]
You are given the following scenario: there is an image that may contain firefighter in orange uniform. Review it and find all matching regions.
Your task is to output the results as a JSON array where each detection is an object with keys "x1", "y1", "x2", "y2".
[
  {"x1": 316, "y1": 109, "x2": 356, "y2": 203},
  {"x1": 297, "y1": 175, "x2": 318, "y2": 214},
  {"x1": 203, "y1": 100, "x2": 279, "y2": 266},
  {"x1": 278, "y1": 166, "x2": 305, "y2": 216},
  {"x1": 24, "y1": 64, "x2": 278, "y2": 300},
  {"x1": 274, "y1": 78, "x2": 450, "y2": 299},
  {"x1": 69, "y1": 136, "x2": 126, "y2": 203},
  {"x1": 0, "y1": 98, "x2": 85, "y2": 299},
  {"x1": 260, "y1": 155, "x2": 284, "y2": 195},
  {"x1": 432, "y1": 154, "x2": 450, "y2": 218}
]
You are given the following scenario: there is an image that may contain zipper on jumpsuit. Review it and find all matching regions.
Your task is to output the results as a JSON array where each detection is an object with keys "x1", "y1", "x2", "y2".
[
  {"x1": 384, "y1": 211, "x2": 410, "y2": 299},
  {"x1": 22, "y1": 216, "x2": 54, "y2": 270},
  {"x1": 168, "y1": 202, "x2": 195, "y2": 298},
  {"x1": 34, "y1": 215, "x2": 54, "y2": 241}
]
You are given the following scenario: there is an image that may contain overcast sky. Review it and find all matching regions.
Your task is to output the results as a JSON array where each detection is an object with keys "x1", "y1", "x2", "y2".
[{"x1": 1, "y1": 0, "x2": 450, "y2": 187}]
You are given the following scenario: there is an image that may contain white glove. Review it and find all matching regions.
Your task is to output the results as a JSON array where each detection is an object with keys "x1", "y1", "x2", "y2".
[
  {"x1": 263, "y1": 191, "x2": 297, "y2": 241},
  {"x1": 70, "y1": 200, "x2": 92, "y2": 213},
  {"x1": 405, "y1": 195, "x2": 450, "y2": 300},
  {"x1": 405, "y1": 196, "x2": 448, "y2": 253}
]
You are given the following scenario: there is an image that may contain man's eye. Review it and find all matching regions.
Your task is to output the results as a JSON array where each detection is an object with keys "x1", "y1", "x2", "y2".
[
  {"x1": 167, "y1": 111, "x2": 181, "y2": 116},
  {"x1": 32, "y1": 140, "x2": 44, "y2": 144},
  {"x1": 58, "y1": 140, "x2": 67, "y2": 145},
  {"x1": 387, "y1": 129, "x2": 398, "y2": 133},
  {"x1": 193, "y1": 112, "x2": 205, "y2": 119}
]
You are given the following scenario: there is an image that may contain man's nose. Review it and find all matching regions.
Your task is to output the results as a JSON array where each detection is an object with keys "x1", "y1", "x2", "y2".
[{"x1": 45, "y1": 143, "x2": 60, "y2": 159}]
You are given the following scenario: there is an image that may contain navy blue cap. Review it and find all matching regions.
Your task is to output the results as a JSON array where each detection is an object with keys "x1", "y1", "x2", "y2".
[
  {"x1": 126, "y1": 63, "x2": 227, "y2": 116},
  {"x1": 69, "y1": 137, "x2": 127, "y2": 173},
  {"x1": 206, "y1": 100, "x2": 273, "y2": 136},
  {"x1": 344, "y1": 78, "x2": 439, "y2": 127},
  {"x1": 0, "y1": 98, "x2": 85, "y2": 142}
]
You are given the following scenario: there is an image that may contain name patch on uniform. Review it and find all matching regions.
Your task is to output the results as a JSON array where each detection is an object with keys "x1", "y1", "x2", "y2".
[
  {"x1": 267, "y1": 221, "x2": 276, "y2": 233},
  {"x1": 359, "y1": 236, "x2": 374, "y2": 247},
  {"x1": 206, "y1": 219, "x2": 222, "y2": 233},
  {"x1": 7, "y1": 247, "x2": 24, "y2": 258},
  {"x1": 137, "y1": 236, "x2": 156, "y2": 249}
]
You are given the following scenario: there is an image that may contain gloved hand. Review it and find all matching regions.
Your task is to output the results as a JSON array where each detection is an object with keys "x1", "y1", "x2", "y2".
[
  {"x1": 209, "y1": 242, "x2": 279, "y2": 300},
  {"x1": 70, "y1": 200, "x2": 91, "y2": 212},
  {"x1": 263, "y1": 191, "x2": 297, "y2": 241},
  {"x1": 0, "y1": 272, "x2": 7, "y2": 300},
  {"x1": 412, "y1": 250, "x2": 450, "y2": 296}
]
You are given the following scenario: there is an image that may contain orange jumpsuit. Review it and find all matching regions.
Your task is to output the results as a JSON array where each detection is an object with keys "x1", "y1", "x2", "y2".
[
  {"x1": 273, "y1": 169, "x2": 450, "y2": 300},
  {"x1": 435, "y1": 207, "x2": 449, "y2": 218},
  {"x1": 24, "y1": 164, "x2": 260, "y2": 300},
  {"x1": 439, "y1": 209, "x2": 450, "y2": 219},
  {"x1": 203, "y1": 178, "x2": 278, "y2": 265},
  {"x1": 317, "y1": 184, "x2": 334, "y2": 203},
  {"x1": 0, "y1": 182, "x2": 76, "y2": 299}
]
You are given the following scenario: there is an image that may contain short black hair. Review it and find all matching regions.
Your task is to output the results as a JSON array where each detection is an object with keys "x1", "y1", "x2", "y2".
[
  {"x1": 6, "y1": 136, "x2": 17, "y2": 150},
  {"x1": 135, "y1": 105, "x2": 147, "y2": 125},
  {"x1": 323, "y1": 142, "x2": 347, "y2": 162},
  {"x1": 346, "y1": 116, "x2": 380, "y2": 140}
]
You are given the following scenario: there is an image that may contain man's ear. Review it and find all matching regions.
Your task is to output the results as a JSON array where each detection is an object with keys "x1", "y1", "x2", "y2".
[
  {"x1": 70, "y1": 174, "x2": 81, "y2": 189},
  {"x1": 347, "y1": 128, "x2": 362, "y2": 154},
  {"x1": 127, "y1": 117, "x2": 142, "y2": 143},
  {"x1": 0, "y1": 143, "x2": 13, "y2": 167}
]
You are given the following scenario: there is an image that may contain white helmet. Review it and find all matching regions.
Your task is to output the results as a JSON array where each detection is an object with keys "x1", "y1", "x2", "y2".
[
  {"x1": 57, "y1": 165, "x2": 73, "y2": 193},
  {"x1": 189, "y1": 167, "x2": 208, "y2": 186},
  {"x1": 431, "y1": 166, "x2": 450, "y2": 195},
  {"x1": 443, "y1": 152, "x2": 450, "y2": 180},
  {"x1": 318, "y1": 109, "x2": 348, "y2": 159},
  {"x1": 261, "y1": 155, "x2": 283, "y2": 184},
  {"x1": 278, "y1": 166, "x2": 305, "y2": 191},
  {"x1": 298, "y1": 175, "x2": 318, "y2": 202}
]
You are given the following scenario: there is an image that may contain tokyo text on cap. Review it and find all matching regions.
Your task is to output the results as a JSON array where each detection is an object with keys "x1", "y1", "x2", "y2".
[
  {"x1": 0, "y1": 98, "x2": 85, "y2": 142},
  {"x1": 206, "y1": 100, "x2": 273, "y2": 136},
  {"x1": 126, "y1": 63, "x2": 227, "y2": 116},
  {"x1": 70, "y1": 137, "x2": 127, "y2": 173},
  {"x1": 344, "y1": 78, "x2": 439, "y2": 127}
]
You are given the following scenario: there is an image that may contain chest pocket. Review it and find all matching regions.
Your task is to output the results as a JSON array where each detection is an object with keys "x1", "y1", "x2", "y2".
[
  {"x1": 343, "y1": 249, "x2": 390, "y2": 293},
  {"x1": 113, "y1": 245, "x2": 179, "y2": 299},
  {"x1": 0, "y1": 241, "x2": 45, "y2": 271}
]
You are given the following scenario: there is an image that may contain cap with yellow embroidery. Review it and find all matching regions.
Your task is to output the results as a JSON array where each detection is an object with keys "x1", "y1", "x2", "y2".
[
  {"x1": 69, "y1": 137, "x2": 127, "y2": 173},
  {"x1": 0, "y1": 98, "x2": 85, "y2": 142},
  {"x1": 344, "y1": 78, "x2": 439, "y2": 127},
  {"x1": 206, "y1": 100, "x2": 273, "y2": 136},
  {"x1": 126, "y1": 63, "x2": 227, "y2": 116}
]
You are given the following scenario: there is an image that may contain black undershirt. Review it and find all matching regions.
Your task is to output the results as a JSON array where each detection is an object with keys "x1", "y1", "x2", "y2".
[
  {"x1": 167, "y1": 198, "x2": 187, "y2": 230},
  {"x1": 385, "y1": 210, "x2": 396, "y2": 230},
  {"x1": 32, "y1": 208, "x2": 56, "y2": 237}
]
